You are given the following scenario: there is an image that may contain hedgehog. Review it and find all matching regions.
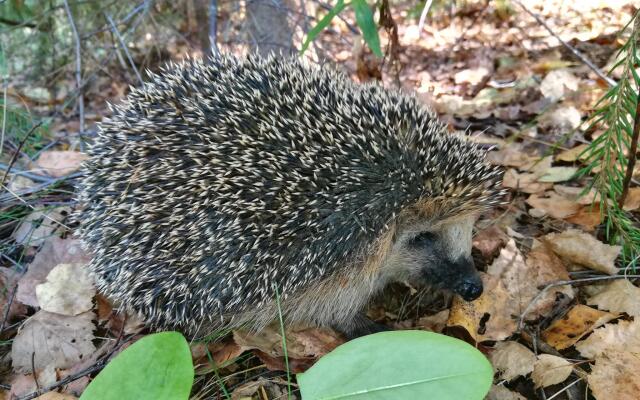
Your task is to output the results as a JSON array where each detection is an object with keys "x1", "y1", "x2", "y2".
[{"x1": 77, "y1": 54, "x2": 505, "y2": 338}]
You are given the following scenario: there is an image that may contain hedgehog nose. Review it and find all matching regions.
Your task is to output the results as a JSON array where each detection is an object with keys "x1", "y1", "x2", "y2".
[{"x1": 456, "y1": 277, "x2": 483, "y2": 301}]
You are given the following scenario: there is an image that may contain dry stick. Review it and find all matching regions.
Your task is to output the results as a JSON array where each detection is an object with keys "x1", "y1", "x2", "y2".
[
  {"x1": 63, "y1": 0, "x2": 85, "y2": 140},
  {"x1": 417, "y1": 0, "x2": 434, "y2": 38},
  {"x1": 513, "y1": 0, "x2": 615, "y2": 88},
  {"x1": 517, "y1": 274, "x2": 640, "y2": 330},
  {"x1": 618, "y1": 85, "x2": 640, "y2": 207},
  {"x1": 0, "y1": 121, "x2": 42, "y2": 188},
  {"x1": 209, "y1": 0, "x2": 220, "y2": 57},
  {"x1": 105, "y1": 13, "x2": 144, "y2": 86}
]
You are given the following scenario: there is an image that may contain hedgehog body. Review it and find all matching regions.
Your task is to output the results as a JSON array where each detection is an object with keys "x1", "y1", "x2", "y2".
[{"x1": 78, "y1": 54, "x2": 504, "y2": 337}]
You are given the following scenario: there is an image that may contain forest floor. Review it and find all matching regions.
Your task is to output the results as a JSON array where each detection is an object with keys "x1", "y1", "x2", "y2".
[{"x1": 1, "y1": 0, "x2": 639, "y2": 399}]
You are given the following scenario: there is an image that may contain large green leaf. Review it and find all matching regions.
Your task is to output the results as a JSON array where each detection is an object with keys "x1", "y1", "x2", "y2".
[
  {"x1": 351, "y1": 0, "x2": 382, "y2": 57},
  {"x1": 300, "y1": 0, "x2": 347, "y2": 54},
  {"x1": 80, "y1": 332, "x2": 194, "y2": 400},
  {"x1": 297, "y1": 331, "x2": 492, "y2": 400}
]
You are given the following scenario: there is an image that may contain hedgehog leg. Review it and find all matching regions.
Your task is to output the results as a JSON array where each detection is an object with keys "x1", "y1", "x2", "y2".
[{"x1": 335, "y1": 313, "x2": 389, "y2": 340}]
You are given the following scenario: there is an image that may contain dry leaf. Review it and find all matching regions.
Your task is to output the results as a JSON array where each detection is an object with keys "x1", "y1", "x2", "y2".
[
  {"x1": 576, "y1": 319, "x2": 640, "y2": 359},
  {"x1": 556, "y1": 144, "x2": 589, "y2": 162},
  {"x1": 34, "y1": 151, "x2": 88, "y2": 178},
  {"x1": 36, "y1": 263, "x2": 96, "y2": 316},
  {"x1": 486, "y1": 385, "x2": 527, "y2": 400},
  {"x1": 12, "y1": 207, "x2": 70, "y2": 247},
  {"x1": 11, "y1": 311, "x2": 96, "y2": 373},
  {"x1": 17, "y1": 237, "x2": 91, "y2": 308},
  {"x1": 447, "y1": 273, "x2": 516, "y2": 342},
  {"x1": 540, "y1": 69, "x2": 579, "y2": 101},
  {"x1": 542, "y1": 229, "x2": 621, "y2": 274},
  {"x1": 564, "y1": 206, "x2": 603, "y2": 231},
  {"x1": 488, "y1": 240, "x2": 573, "y2": 321},
  {"x1": 486, "y1": 147, "x2": 539, "y2": 169},
  {"x1": 416, "y1": 310, "x2": 449, "y2": 332},
  {"x1": 542, "y1": 305, "x2": 618, "y2": 350},
  {"x1": 472, "y1": 226, "x2": 508, "y2": 260},
  {"x1": 536, "y1": 166, "x2": 577, "y2": 183},
  {"x1": 622, "y1": 187, "x2": 640, "y2": 211},
  {"x1": 542, "y1": 304, "x2": 619, "y2": 349},
  {"x1": 526, "y1": 192, "x2": 581, "y2": 219},
  {"x1": 588, "y1": 351, "x2": 640, "y2": 400},
  {"x1": 553, "y1": 185, "x2": 601, "y2": 205},
  {"x1": 503, "y1": 169, "x2": 552, "y2": 194},
  {"x1": 531, "y1": 354, "x2": 573, "y2": 388},
  {"x1": 233, "y1": 325, "x2": 343, "y2": 359},
  {"x1": 539, "y1": 106, "x2": 582, "y2": 131},
  {"x1": 489, "y1": 341, "x2": 536, "y2": 381},
  {"x1": 588, "y1": 279, "x2": 640, "y2": 316}
]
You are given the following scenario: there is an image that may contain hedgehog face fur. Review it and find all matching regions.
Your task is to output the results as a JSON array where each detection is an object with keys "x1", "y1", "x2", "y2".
[{"x1": 77, "y1": 54, "x2": 505, "y2": 337}]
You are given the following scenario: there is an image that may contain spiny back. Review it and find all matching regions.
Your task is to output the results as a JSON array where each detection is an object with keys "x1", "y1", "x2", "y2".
[{"x1": 78, "y1": 54, "x2": 503, "y2": 330}]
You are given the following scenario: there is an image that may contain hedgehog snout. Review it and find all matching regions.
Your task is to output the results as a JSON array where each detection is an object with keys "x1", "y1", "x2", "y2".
[{"x1": 454, "y1": 274, "x2": 483, "y2": 301}]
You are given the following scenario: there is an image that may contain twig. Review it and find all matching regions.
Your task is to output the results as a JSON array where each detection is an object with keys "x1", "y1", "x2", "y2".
[
  {"x1": 513, "y1": 0, "x2": 615, "y2": 87},
  {"x1": 417, "y1": 0, "x2": 434, "y2": 38},
  {"x1": 0, "y1": 122, "x2": 42, "y2": 187},
  {"x1": 518, "y1": 274, "x2": 640, "y2": 330},
  {"x1": 618, "y1": 85, "x2": 640, "y2": 207},
  {"x1": 0, "y1": 277, "x2": 19, "y2": 332},
  {"x1": 1, "y1": 38, "x2": 7, "y2": 157},
  {"x1": 63, "y1": 0, "x2": 85, "y2": 138},
  {"x1": 209, "y1": 0, "x2": 219, "y2": 57},
  {"x1": 105, "y1": 13, "x2": 144, "y2": 85}
]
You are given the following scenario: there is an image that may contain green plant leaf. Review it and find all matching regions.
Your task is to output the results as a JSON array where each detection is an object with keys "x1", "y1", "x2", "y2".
[
  {"x1": 80, "y1": 332, "x2": 194, "y2": 400},
  {"x1": 351, "y1": 0, "x2": 382, "y2": 57},
  {"x1": 300, "y1": 0, "x2": 348, "y2": 54},
  {"x1": 297, "y1": 331, "x2": 492, "y2": 400}
]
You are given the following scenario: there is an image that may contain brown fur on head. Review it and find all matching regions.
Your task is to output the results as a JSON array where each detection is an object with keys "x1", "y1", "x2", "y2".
[{"x1": 268, "y1": 209, "x2": 483, "y2": 338}]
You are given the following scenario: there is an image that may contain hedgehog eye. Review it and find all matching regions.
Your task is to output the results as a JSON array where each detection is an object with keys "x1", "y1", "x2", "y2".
[{"x1": 408, "y1": 231, "x2": 437, "y2": 247}]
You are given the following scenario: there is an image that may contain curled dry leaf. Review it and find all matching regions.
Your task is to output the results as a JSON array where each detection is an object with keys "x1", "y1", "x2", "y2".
[
  {"x1": 542, "y1": 305, "x2": 618, "y2": 350},
  {"x1": 11, "y1": 311, "x2": 96, "y2": 373},
  {"x1": 588, "y1": 351, "x2": 640, "y2": 400},
  {"x1": 622, "y1": 187, "x2": 640, "y2": 211},
  {"x1": 472, "y1": 225, "x2": 508, "y2": 261},
  {"x1": 575, "y1": 319, "x2": 640, "y2": 359},
  {"x1": 553, "y1": 185, "x2": 601, "y2": 205},
  {"x1": 486, "y1": 385, "x2": 527, "y2": 400},
  {"x1": 447, "y1": 273, "x2": 516, "y2": 342},
  {"x1": 588, "y1": 279, "x2": 640, "y2": 316},
  {"x1": 36, "y1": 263, "x2": 96, "y2": 316},
  {"x1": 564, "y1": 205, "x2": 603, "y2": 232},
  {"x1": 542, "y1": 229, "x2": 621, "y2": 275},
  {"x1": 489, "y1": 341, "x2": 536, "y2": 381},
  {"x1": 536, "y1": 166, "x2": 577, "y2": 183},
  {"x1": 531, "y1": 354, "x2": 573, "y2": 388},
  {"x1": 34, "y1": 150, "x2": 88, "y2": 178},
  {"x1": 486, "y1": 147, "x2": 539, "y2": 170},
  {"x1": 17, "y1": 237, "x2": 91, "y2": 307},
  {"x1": 416, "y1": 309, "x2": 449, "y2": 332}
]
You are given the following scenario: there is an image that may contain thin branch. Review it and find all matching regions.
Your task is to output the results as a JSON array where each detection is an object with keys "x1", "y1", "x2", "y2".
[
  {"x1": 63, "y1": 0, "x2": 85, "y2": 138},
  {"x1": 618, "y1": 77, "x2": 640, "y2": 208},
  {"x1": 513, "y1": 0, "x2": 615, "y2": 87},
  {"x1": 417, "y1": 0, "x2": 434, "y2": 38},
  {"x1": 518, "y1": 274, "x2": 640, "y2": 330},
  {"x1": 105, "y1": 13, "x2": 143, "y2": 85},
  {"x1": 0, "y1": 122, "x2": 42, "y2": 187},
  {"x1": 209, "y1": 0, "x2": 219, "y2": 57}
]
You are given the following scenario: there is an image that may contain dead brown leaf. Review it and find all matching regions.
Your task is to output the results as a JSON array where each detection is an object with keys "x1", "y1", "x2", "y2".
[
  {"x1": 588, "y1": 351, "x2": 640, "y2": 400},
  {"x1": 447, "y1": 273, "x2": 516, "y2": 342},
  {"x1": 233, "y1": 325, "x2": 343, "y2": 359},
  {"x1": 472, "y1": 226, "x2": 508, "y2": 261},
  {"x1": 556, "y1": 144, "x2": 589, "y2": 162},
  {"x1": 486, "y1": 385, "x2": 527, "y2": 400},
  {"x1": 622, "y1": 187, "x2": 640, "y2": 211},
  {"x1": 542, "y1": 229, "x2": 621, "y2": 274},
  {"x1": 588, "y1": 279, "x2": 640, "y2": 316},
  {"x1": 36, "y1": 263, "x2": 96, "y2": 316},
  {"x1": 503, "y1": 169, "x2": 552, "y2": 194},
  {"x1": 542, "y1": 305, "x2": 618, "y2": 350},
  {"x1": 11, "y1": 311, "x2": 96, "y2": 373},
  {"x1": 564, "y1": 205, "x2": 603, "y2": 231},
  {"x1": 489, "y1": 341, "x2": 536, "y2": 381},
  {"x1": 416, "y1": 309, "x2": 449, "y2": 332},
  {"x1": 576, "y1": 319, "x2": 640, "y2": 359},
  {"x1": 34, "y1": 151, "x2": 88, "y2": 178},
  {"x1": 531, "y1": 354, "x2": 573, "y2": 388},
  {"x1": 16, "y1": 237, "x2": 91, "y2": 308},
  {"x1": 526, "y1": 191, "x2": 581, "y2": 219}
]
